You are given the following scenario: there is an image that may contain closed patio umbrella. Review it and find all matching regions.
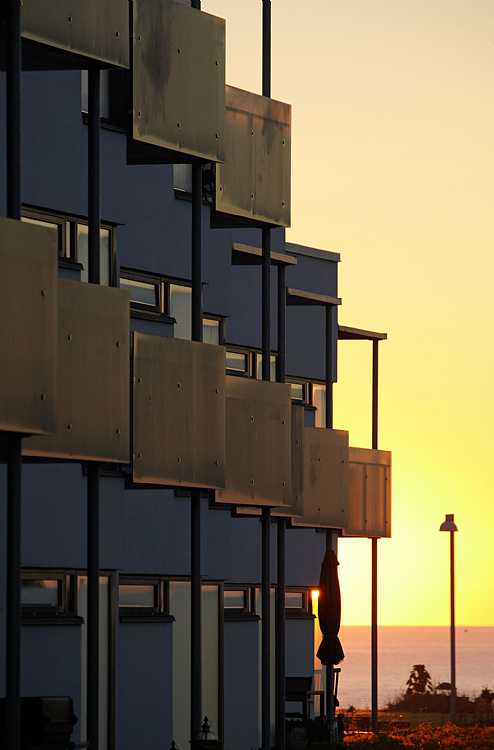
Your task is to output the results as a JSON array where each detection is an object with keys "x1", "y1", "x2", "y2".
[{"x1": 316, "y1": 549, "x2": 344, "y2": 666}]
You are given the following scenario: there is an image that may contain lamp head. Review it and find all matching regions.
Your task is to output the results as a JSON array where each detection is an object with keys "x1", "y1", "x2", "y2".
[{"x1": 439, "y1": 513, "x2": 458, "y2": 533}]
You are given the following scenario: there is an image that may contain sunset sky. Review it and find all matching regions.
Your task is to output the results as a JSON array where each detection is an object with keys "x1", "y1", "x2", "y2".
[{"x1": 204, "y1": 0, "x2": 494, "y2": 626}]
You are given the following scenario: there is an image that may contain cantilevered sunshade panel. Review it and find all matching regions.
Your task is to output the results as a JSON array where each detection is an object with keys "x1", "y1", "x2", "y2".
[
  {"x1": 212, "y1": 86, "x2": 291, "y2": 228},
  {"x1": 0, "y1": 0, "x2": 130, "y2": 70},
  {"x1": 128, "y1": 0, "x2": 225, "y2": 164},
  {"x1": 0, "y1": 219, "x2": 58, "y2": 436},
  {"x1": 24, "y1": 281, "x2": 130, "y2": 462},
  {"x1": 215, "y1": 377, "x2": 292, "y2": 507},
  {"x1": 343, "y1": 447, "x2": 392, "y2": 538},
  {"x1": 132, "y1": 335, "x2": 226, "y2": 489}
]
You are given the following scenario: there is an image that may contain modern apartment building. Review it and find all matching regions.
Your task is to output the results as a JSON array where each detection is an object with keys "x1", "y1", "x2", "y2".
[{"x1": 0, "y1": 2, "x2": 391, "y2": 749}]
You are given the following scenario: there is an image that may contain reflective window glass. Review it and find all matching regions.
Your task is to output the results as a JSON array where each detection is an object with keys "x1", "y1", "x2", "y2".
[
  {"x1": 290, "y1": 383, "x2": 306, "y2": 402},
  {"x1": 224, "y1": 590, "x2": 248, "y2": 609},
  {"x1": 120, "y1": 277, "x2": 159, "y2": 308},
  {"x1": 225, "y1": 351, "x2": 249, "y2": 374},
  {"x1": 285, "y1": 591, "x2": 304, "y2": 609},
  {"x1": 22, "y1": 579, "x2": 60, "y2": 608},
  {"x1": 255, "y1": 353, "x2": 277, "y2": 381},
  {"x1": 312, "y1": 384, "x2": 326, "y2": 428},
  {"x1": 170, "y1": 284, "x2": 192, "y2": 339},
  {"x1": 119, "y1": 583, "x2": 156, "y2": 609},
  {"x1": 203, "y1": 318, "x2": 220, "y2": 345},
  {"x1": 77, "y1": 225, "x2": 110, "y2": 285}
]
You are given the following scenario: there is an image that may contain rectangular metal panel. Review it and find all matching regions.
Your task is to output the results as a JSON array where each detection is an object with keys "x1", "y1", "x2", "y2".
[
  {"x1": 133, "y1": 335, "x2": 225, "y2": 488},
  {"x1": 131, "y1": 0, "x2": 225, "y2": 163},
  {"x1": 24, "y1": 281, "x2": 130, "y2": 462},
  {"x1": 214, "y1": 86, "x2": 291, "y2": 227},
  {"x1": 344, "y1": 447, "x2": 392, "y2": 538},
  {"x1": 216, "y1": 378, "x2": 292, "y2": 507},
  {"x1": 0, "y1": 219, "x2": 58, "y2": 435},
  {"x1": 290, "y1": 403, "x2": 349, "y2": 528},
  {"x1": 20, "y1": 0, "x2": 130, "y2": 69}
]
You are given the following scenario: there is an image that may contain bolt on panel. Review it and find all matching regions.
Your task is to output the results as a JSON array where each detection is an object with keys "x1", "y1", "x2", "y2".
[
  {"x1": 130, "y1": 0, "x2": 225, "y2": 164},
  {"x1": 213, "y1": 86, "x2": 291, "y2": 228},
  {"x1": 132, "y1": 334, "x2": 226, "y2": 489},
  {"x1": 24, "y1": 281, "x2": 130, "y2": 462},
  {"x1": 290, "y1": 405, "x2": 350, "y2": 529},
  {"x1": 343, "y1": 447, "x2": 392, "y2": 538},
  {"x1": 0, "y1": 219, "x2": 58, "y2": 435},
  {"x1": 216, "y1": 377, "x2": 292, "y2": 507},
  {"x1": 17, "y1": 0, "x2": 130, "y2": 69}
]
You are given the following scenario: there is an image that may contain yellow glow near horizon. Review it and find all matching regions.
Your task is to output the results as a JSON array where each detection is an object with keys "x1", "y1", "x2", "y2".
[{"x1": 204, "y1": 0, "x2": 494, "y2": 626}]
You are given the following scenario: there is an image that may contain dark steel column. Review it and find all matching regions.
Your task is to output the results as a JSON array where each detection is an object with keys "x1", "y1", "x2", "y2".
[
  {"x1": 261, "y1": 4, "x2": 273, "y2": 748},
  {"x1": 275, "y1": 264, "x2": 286, "y2": 749},
  {"x1": 87, "y1": 68, "x2": 101, "y2": 750},
  {"x1": 190, "y1": 46, "x2": 204, "y2": 737},
  {"x1": 371, "y1": 340, "x2": 379, "y2": 731},
  {"x1": 6, "y1": 435, "x2": 22, "y2": 750},
  {"x1": 6, "y1": 5, "x2": 22, "y2": 749},
  {"x1": 450, "y1": 531, "x2": 456, "y2": 720},
  {"x1": 325, "y1": 306, "x2": 334, "y2": 429},
  {"x1": 262, "y1": 506, "x2": 271, "y2": 750}
]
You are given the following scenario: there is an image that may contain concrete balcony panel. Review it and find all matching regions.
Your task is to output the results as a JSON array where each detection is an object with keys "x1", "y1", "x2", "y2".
[
  {"x1": 8, "y1": 0, "x2": 130, "y2": 70},
  {"x1": 343, "y1": 447, "x2": 392, "y2": 538},
  {"x1": 212, "y1": 86, "x2": 291, "y2": 228},
  {"x1": 24, "y1": 281, "x2": 130, "y2": 462},
  {"x1": 289, "y1": 405, "x2": 349, "y2": 529},
  {"x1": 216, "y1": 377, "x2": 292, "y2": 507},
  {"x1": 0, "y1": 219, "x2": 58, "y2": 435},
  {"x1": 128, "y1": 0, "x2": 225, "y2": 164},
  {"x1": 132, "y1": 335, "x2": 226, "y2": 489}
]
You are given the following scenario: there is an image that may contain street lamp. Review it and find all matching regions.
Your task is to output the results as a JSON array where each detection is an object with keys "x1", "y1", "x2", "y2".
[{"x1": 439, "y1": 513, "x2": 458, "y2": 721}]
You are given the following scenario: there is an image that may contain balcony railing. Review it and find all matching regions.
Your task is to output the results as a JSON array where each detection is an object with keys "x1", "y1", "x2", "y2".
[
  {"x1": 216, "y1": 377, "x2": 292, "y2": 507},
  {"x1": 0, "y1": 219, "x2": 57, "y2": 436},
  {"x1": 128, "y1": 0, "x2": 225, "y2": 165},
  {"x1": 344, "y1": 447, "x2": 392, "y2": 538},
  {"x1": 10, "y1": 0, "x2": 130, "y2": 70},
  {"x1": 132, "y1": 334, "x2": 226, "y2": 488},
  {"x1": 213, "y1": 86, "x2": 291, "y2": 228},
  {"x1": 24, "y1": 280, "x2": 130, "y2": 463}
]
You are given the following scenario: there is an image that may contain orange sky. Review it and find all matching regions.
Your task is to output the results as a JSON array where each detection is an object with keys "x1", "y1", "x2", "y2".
[{"x1": 204, "y1": 0, "x2": 494, "y2": 626}]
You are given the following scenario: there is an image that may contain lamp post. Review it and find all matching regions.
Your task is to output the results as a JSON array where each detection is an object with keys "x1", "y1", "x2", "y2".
[{"x1": 439, "y1": 513, "x2": 458, "y2": 721}]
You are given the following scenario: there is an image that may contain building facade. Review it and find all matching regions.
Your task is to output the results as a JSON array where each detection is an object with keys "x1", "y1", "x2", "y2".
[{"x1": 0, "y1": 3, "x2": 391, "y2": 750}]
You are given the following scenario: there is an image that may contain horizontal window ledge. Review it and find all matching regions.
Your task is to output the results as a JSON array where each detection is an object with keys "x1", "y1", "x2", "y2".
[
  {"x1": 119, "y1": 614, "x2": 175, "y2": 625},
  {"x1": 22, "y1": 615, "x2": 83, "y2": 627},
  {"x1": 224, "y1": 613, "x2": 260, "y2": 623},
  {"x1": 286, "y1": 611, "x2": 315, "y2": 621},
  {"x1": 131, "y1": 309, "x2": 175, "y2": 325}
]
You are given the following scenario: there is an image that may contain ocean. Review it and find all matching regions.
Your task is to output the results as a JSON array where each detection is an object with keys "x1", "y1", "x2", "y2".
[{"x1": 334, "y1": 627, "x2": 494, "y2": 710}]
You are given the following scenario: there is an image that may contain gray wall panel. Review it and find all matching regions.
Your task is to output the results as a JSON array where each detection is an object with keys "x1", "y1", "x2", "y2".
[
  {"x1": 286, "y1": 619, "x2": 314, "y2": 677},
  {"x1": 117, "y1": 622, "x2": 173, "y2": 750},
  {"x1": 224, "y1": 621, "x2": 259, "y2": 750}
]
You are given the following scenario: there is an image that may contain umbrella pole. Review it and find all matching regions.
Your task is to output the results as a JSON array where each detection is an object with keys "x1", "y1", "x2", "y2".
[
  {"x1": 325, "y1": 530, "x2": 338, "y2": 744},
  {"x1": 371, "y1": 340, "x2": 380, "y2": 731}
]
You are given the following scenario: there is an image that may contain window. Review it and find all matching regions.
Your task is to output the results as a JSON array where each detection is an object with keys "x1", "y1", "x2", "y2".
[
  {"x1": 289, "y1": 381, "x2": 309, "y2": 403},
  {"x1": 285, "y1": 590, "x2": 309, "y2": 612},
  {"x1": 120, "y1": 272, "x2": 163, "y2": 314},
  {"x1": 255, "y1": 352, "x2": 277, "y2": 382},
  {"x1": 21, "y1": 572, "x2": 74, "y2": 618},
  {"x1": 312, "y1": 383, "x2": 326, "y2": 428},
  {"x1": 203, "y1": 318, "x2": 221, "y2": 345},
  {"x1": 225, "y1": 350, "x2": 250, "y2": 376},
  {"x1": 118, "y1": 579, "x2": 163, "y2": 616},
  {"x1": 224, "y1": 587, "x2": 251, "y2": 614},
  {"x1": 173, "y1": 164, "x2": 192, "y2": 193},
  {"x1": 81, "y1": 71, "x2": 111, "y2": 120},
  {"x1": 22, "y1": 207, "x2": 115, "y2": 285},
  {"x1": 169, "y1": 283, "x2": 192, "y2": 339}
]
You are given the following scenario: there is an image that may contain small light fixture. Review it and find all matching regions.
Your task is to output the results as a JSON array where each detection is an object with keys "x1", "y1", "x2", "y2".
[{"x1": 439, "y1": 513, "x2": 458, "y2": 533}]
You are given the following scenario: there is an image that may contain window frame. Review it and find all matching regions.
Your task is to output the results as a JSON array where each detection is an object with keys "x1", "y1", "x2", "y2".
[
  {"x1": 118, "y1": 576, "x2": 166, "y2": 619},
  {"x1": 225, "y1": 347, "x2": 252, "y2": 377},
  {"x1": 21, "y1": 571, "x2": 76, "y2": 620},
  {"x1": 288, "y1": 379, "x2": 310, "y2": 404},
  {"x1": 223, "y1": 586, "x2": 253, "y2": 617},
  {"x1": 285, "y1": 587, "x2": 311, "y2": 618}
]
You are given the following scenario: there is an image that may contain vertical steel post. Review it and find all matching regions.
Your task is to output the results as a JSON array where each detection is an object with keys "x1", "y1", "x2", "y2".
[
  {"x1": 325, "y1": 306, "x2": 333, "y2": 429},
  {"x1": 450, "y1": 531, "x2": 456, "y2": 720},
  {"x1": 371, "y1": 340, "x2": 379, "y2": 731},
  {"x1": 261, "y1": 3, "x2": 272, "y2": 748},
  {"x1": 190, "y1": 0, "x2": 203, "y2": 721},
  {"x1": 6, "y1": 435, "x2": 22, "y2": 750},
  {"x1": 275, "y1": 264, "x2": 286, "y2": 749},
  {"x1": 6, "y1": 4, "x2": 22, "y2": 749},
  {"x1": 87, "y1": 68, "x2": 101, "y2": 750},
  {"x1": 262, "y1": 506, "x2": 271, "y2": 750}
]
